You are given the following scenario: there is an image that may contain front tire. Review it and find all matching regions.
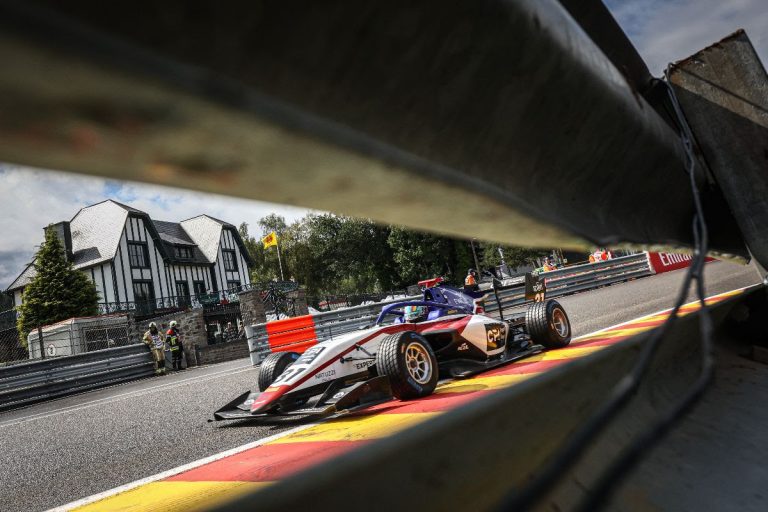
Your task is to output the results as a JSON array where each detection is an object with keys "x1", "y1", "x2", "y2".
[
  {"x1": 258, "y1": 351, "x2": 299, "y2": 391},
  {"x1": 376, "y1": 331, "x2": 438, "y2": 399},
  {"x1": 526, "y1": 300, "x2": 571, "y2": 349}
]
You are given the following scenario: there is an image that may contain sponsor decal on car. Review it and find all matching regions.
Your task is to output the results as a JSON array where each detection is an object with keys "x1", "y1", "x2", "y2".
[
  {"x1": 354, "y1": 360, "x2": 375, "y2": 370},
  {"x1": 314, "y1": 369, "x2": 337, "y2": 381},
  {"x1": 485, "y1": 323, "x2": 506, "y2": 351}
]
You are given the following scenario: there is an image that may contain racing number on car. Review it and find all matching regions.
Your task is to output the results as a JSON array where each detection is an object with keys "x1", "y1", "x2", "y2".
[
  {"x1": 296, "y1": 346, "x2": 325, "y2": 365},
  {"x1": 271, "y1": 367, "x2": 302, "y2": 385},
  {"x1": 485, "y1": 324, "x2": 505, "y2": 351}
]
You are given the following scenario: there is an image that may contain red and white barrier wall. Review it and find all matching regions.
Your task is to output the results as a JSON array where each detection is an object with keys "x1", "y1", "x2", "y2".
[{"x1": 646, "y1": 252, "x2": 715, "y2": 274}]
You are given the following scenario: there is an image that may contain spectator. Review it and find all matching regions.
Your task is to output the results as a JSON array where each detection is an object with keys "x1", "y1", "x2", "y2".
[
  {"x1": 224, "y1": 321, "x2": 237, "y2": 342},
  {"x1": 464, "y1": 268, "x2": 479, "y2": 293},
  {"x1": 542, "y1": 257, "x2": 557, "y2": 272}
]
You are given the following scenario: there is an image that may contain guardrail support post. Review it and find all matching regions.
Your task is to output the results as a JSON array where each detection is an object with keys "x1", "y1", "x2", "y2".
[
  {"x1": 37, "y1": 325, "x2": 44, "y2": 360},
  {"x1": 668, "y1": 30, "x2": 768, "y2": 267}
]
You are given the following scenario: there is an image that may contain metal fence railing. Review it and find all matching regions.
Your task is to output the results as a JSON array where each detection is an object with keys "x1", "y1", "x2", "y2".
[
  {"x1": 307, "y1": 290, "x2": 409, "y2": 312},
  {"x1": 96, "y1": 281, "x2": 300, "y2": 318}
]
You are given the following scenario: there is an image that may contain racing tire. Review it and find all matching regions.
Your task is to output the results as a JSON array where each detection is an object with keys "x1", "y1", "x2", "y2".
[
  {"x1": 376, "y1": 331, "x2": 438, "y2": 399},
  {"x1": 258, "y1": 351, "x2": 299, "y2": 391},
  {"x1": 526, "y1": 299, "x2": 571, "y2": 349}
]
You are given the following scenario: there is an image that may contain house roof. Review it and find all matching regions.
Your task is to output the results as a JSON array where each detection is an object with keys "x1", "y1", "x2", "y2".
[
  {"x1": 153, "y1": 220, "x2": 196, "y2": 246},
  {"x1": 7, "y1": 261, "x2": 36, "y2": 292},
  {"x1": 179, "y1": 216, "x2": 224, "y2": 263},
  {"x1": 69, "y1": 200, "x2": 132, "y2": 268}
]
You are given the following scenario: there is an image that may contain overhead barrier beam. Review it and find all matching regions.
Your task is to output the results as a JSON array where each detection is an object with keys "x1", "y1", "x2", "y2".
[{"x1": 0, "y1": 0, "x2": 748, "y2": 257}]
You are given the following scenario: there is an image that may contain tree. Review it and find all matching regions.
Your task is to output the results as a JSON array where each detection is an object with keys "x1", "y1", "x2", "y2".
[
  {"x1": 0, "y1": 292, "x2": 12, "y2": 311},
  {"x1": 16, "y1": 227, "x2": 99, "y2": 341},
  {"x1": 238, "y1": 222, "x2": 259, "y2": 262},
  {"x1": 258, "y1": 214, "x2": 287, "y2": 238},
  {"x1": 482, "y1": 243, "x2": 549, "y2": 273}
]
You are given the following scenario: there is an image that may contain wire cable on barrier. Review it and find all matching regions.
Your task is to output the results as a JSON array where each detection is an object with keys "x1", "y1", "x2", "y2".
[{"x1": 495, "y1": 68, "x2": 714, "y2": 511}]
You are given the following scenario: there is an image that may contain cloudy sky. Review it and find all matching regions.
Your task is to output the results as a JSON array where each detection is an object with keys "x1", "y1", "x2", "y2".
[
  {"x1": 0, "y1": 164, "x2": 312, "y2": 289},
  {"x1": 1, "y1": 0, "x2": 766, "y2": 290},
  {"x1": 604, "y1": 0, "x2": 767, "y2": 72}
]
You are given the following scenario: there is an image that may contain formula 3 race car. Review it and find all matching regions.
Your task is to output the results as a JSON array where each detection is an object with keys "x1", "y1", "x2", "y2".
[{"x1": 214, "y1": 280, "x2": 570, "y2": 421}]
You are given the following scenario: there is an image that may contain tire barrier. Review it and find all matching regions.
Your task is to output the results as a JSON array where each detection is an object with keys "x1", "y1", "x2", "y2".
[
  {"x1": 247, "y1": 296, "x2": 419, "y2": 364},
  {"x1": 266, "y1": 315, "x2": 318, "y2": 354},
  {"x1": 0, "y1": 344, "x2": 154, "y2": 411}
]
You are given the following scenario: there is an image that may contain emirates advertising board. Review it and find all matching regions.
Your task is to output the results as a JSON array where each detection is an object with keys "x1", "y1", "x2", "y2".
[{"x1": 647, "y1": 252, "x2": 715, "y2": 274}]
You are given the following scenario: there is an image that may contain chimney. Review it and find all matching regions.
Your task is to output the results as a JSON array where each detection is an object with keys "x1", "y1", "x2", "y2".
[{"x1": 45, "y1": 222, "x2": 73, "y2": 261}]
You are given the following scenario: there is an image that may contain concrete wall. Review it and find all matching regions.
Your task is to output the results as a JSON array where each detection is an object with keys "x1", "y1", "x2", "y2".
[{"x1": 196, "y1": 339, "x2": 250, "y2": 365}]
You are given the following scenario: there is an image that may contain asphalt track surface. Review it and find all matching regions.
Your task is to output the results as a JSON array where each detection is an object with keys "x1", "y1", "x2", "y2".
[{"x1": 0, "y1": 261, "x2": 760, "y2": 512}]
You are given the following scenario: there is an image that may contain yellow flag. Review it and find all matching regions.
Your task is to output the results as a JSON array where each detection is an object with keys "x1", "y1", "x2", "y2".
[{"x1": 262, "y1": 231, "x2": 278, "y2": 249}]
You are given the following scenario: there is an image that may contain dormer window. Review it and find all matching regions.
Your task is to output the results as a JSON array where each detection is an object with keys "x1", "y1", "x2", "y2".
[
  {"x1": 223, "y1": 250, "x2": 238, "y2": 271},
  {"x1": 176, "y1": 247, "x2": 193, "y2": 260}
]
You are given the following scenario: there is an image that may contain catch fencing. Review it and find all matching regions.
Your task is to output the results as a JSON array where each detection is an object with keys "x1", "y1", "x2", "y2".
[
  {"x1": 25, "y1": 315, "x2": 134, "y2": 360},
  {"x1": 0, "y1": 344, "x2": 153, "y2": 411},
  {"x1": 307, "y1": 290, "x2": 409, "y2": 312},
  {"x1": 1, "y1": 314, "x2": 135, "y2": 367},
  {"x1": 247, "y1": 253, "x2": 654, "y2": 363}
]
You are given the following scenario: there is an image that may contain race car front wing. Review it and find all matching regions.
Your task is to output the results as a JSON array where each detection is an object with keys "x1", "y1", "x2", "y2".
[{"x1": 213, "y1": 375, "x2": 393, "y2": 421}]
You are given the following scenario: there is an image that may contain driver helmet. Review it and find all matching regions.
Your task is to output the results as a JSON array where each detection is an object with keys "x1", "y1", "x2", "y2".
[
  {"x1": 403, "y1": 305, "x2": 428, "y2": 322},
  {"x1": 169, "y1": 320, "x2": 178, "y2": 328},
  {"x1": 148, "y1": 322, "x2": 157, "y2": 332}
]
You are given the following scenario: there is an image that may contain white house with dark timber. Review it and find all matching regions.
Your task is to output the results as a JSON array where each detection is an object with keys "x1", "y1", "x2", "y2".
[{"x1": 6, "y1": 200, "x2": 253, "y2": 312}]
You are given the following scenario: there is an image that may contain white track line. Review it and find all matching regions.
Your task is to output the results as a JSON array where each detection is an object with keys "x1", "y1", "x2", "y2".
[
  {"x1": 48, "y1": 423, "x2": 315, "y2": 512},
  {"x1": 0, "y1": 364, "x2": 255, "y2": 428},
  {"x1": 44, "y1": 284, "x2": 760, "y2": 511}
]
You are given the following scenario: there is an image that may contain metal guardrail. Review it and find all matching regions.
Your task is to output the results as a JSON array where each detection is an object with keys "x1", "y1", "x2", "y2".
[
  {"x1": 248, "y1": 254, "x2": 653, "y2": 363},
  {"x1": 0, "y1": 344, "x2": 154, "y2": 411},
  {"x1": 485, "y1": 253, "x2": 652, "y2": 314}
]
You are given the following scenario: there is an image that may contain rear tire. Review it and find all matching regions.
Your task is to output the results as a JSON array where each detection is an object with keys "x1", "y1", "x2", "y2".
[
  {"x1": 376, "y1": 331, "x2": 438, "y2": 399},
  {"x1": 258, "y1": 351, "x2": 299, "y2": 391},
  {"x1": 526, "y1": 300, "x2": 571, "y2": 349}
]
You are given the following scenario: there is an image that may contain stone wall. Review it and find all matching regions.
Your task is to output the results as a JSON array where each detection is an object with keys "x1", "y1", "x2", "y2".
[
  {"x1": 196, "y1": 339, "x2": 250, "y2": 365},
  {"x1": 289, "y1": 288, "x2": 309, "y2": 316},
  {"x1": 238, "y1": 289, "x2": 266, "y2": 326},
  {"x1": 130, "y1": 309, "x2": 207, "y2": 367}
]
